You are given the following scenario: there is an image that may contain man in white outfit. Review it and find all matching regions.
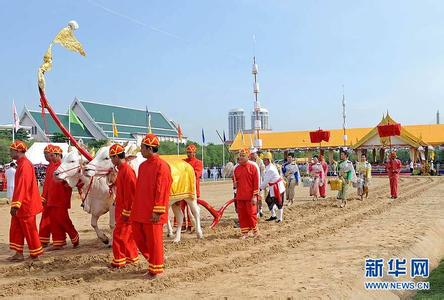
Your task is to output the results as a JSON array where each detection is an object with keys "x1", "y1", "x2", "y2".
[
  {"x1": 260, "y1": 152, "x2": 286, "y2": 223},
  {"x1": 5, "y1": 162, "x2": 16, "y2": 204}
]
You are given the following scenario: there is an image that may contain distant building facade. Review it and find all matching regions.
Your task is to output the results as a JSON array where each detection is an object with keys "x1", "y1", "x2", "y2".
[
  {"x1": 250, "y1": 107, "x2": 269, "y2": 131},
  {"x1": 228, "y1": 108, "x2": 245, "y2": 141},
  {"x1": 19, "y1": 98, "x2": 185, "y2": 144}
]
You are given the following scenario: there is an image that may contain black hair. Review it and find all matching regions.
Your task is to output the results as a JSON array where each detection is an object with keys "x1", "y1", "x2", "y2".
[
  {"x1": 117, "y1": 152, "x2": 126, "y2": 159},
  {"x1": 313, "y1": 155, "x2": 319, "y2": 159},
  {"x1": 142, "y1": 144, "x2": 159, "y2": 153},
  {"x1": 287, "y1": 153, "x2": 294, "y2": 158},
  {"x1": 10, "y1": 162, "x2": 16, "y2": 167}
]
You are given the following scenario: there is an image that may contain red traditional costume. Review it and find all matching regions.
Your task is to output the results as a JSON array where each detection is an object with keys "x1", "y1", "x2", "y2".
[
  {"x1": 386, "y1": 153, "x2": 402, "y2": 198},
  {"x1": 319, "y1": 157, "x2": 328, "y2": 198},
  {"x1": 175, "y1": 144, "x2": 203, "y2": 230},
  {"x1": 9, "y1": 141, "x2": 43, "y2": 258},
  {"x1": 131, "y1": 134, "x2": 172, "y2": 275},
  {"x1": 47, "y1": 146, "x2": 79, "y2": 247},
  {"x1": 233, "y1": 148, "x2": 259, "y2": 236},
  {"x1": 109, "y1": 144, "x2": 139, "y2": 267},
  {"x1": 39, "y1": 144, "x2": 54, "y2": 246}
]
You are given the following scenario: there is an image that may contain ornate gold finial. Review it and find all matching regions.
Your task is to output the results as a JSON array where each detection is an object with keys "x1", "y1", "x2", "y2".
[{"x1": 38, "y1": 21, "x2": 86, "y2": 91}]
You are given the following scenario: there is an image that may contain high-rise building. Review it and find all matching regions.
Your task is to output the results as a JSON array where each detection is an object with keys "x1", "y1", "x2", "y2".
[
  {"x1": 251, "y1": 107, "x2": 269, "y2": 131},
  {"x1": 228, "y1": 108, "x2": 245, "y2": 141}
]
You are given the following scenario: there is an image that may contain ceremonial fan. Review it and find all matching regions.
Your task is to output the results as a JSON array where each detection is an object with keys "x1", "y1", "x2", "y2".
[
  {"x1": 377, "y1": 122, "x2": 401, "y2": 150},
  {"x1": 309, "y1": 129, "x2": 331, "y2": 154}
]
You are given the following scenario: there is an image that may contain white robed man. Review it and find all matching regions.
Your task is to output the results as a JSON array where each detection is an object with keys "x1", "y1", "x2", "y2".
[
  {"x1": 5, "y1": 162, "x2": 17, "y2": 204},
  {"x1": 260, "y1": 152, "x2": 286, "y2": 223}
]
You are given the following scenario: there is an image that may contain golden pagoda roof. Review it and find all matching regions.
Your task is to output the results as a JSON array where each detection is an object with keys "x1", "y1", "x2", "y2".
[
  {"x1": 230, "y1": 114, "x2": 444, "y2": 151},
  {"x1": 353, "y1": 113, "x2": 426, "y2": 148}
]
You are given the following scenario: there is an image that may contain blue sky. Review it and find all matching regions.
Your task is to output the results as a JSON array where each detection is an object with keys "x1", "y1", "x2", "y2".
[{"x1": 1, "y1": 0, "x2": 443, "y2": 143}]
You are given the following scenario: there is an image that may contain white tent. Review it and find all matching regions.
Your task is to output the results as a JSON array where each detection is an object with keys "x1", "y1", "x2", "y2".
[{"x1": 26, "y1": 142, "x2": 69, "y2": 165}]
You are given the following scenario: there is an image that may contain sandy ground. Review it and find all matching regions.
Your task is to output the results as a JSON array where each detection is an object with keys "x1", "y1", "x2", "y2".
[{"x1": 0, "y1": 176, "x2": 443, "y2": 299}]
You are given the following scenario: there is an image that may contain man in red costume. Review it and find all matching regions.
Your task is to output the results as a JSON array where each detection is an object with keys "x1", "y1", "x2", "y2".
[
  {"x1": 47, "y1": 145, "x2": 79, "y2": 250},
  {"x1": 318, "y1": 154, "x2": 329, "y2": 198},
  {"x1": 8, "y1": 140, "x2": 43, "y2": 261},
  {"x1": 174, "y1": 144, "x2": 203, "y2": 232},
  {"x1": 386, "y1": 151, "x2": 402, "y2": 199},
  {"x1": 39, "y1": 144, "x2": 54, "y2": 247},
  {"x1": 233, "y1": 147, "x2": 260, "y2": 239},
  {"x1": 131, "y1": 133, "x2": 172, "y2": 279},
  {"x1": 109, "y1": 144, "x2": 139, "y2": 268}
]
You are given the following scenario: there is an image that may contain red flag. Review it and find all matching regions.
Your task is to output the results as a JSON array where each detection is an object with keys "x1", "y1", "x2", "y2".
[{"x1": 178, "y1": 124, "x2": 183, "y2": 142}]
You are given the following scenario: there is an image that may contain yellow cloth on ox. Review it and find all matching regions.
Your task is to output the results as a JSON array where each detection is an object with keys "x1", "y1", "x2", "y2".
[{"x1": 163, "y1": 158, "x2": 196, "y2": 201}]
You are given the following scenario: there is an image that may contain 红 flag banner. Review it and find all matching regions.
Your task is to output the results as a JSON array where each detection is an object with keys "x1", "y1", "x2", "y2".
[
  {"x1": 309, "y1": 129, "x2": 330, "y2": 143},
  {"x1": 377, "y1": 123, "x2": 401, "y2": 137},
  {"x1": 178, "y1": 124, "x2": 183, "y2": 142}
]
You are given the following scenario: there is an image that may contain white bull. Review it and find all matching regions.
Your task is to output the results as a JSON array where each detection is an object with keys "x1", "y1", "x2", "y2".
[
  {"x1": 54, "y1": 149, "x2": 115, "y2": 245},
  {"x1": 84, "y1": 144, "x2": 203, "y2": 243}
]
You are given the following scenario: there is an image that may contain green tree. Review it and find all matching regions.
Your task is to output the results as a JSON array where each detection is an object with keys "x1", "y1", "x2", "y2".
[
  {"x1": 437, "y1": 149, "x2": 443, "y2": 162},
  {"x1": 158, "y1": 140, "x2": 181, "y2": 154},
  {"x1": 0, "y1": 129, "x2": 33, "y2": 164},
  {"x1": 0, "y1": 138, "x2": 11, "y2": 164},
  {"x1": 157, "y1": 140, "x2": 232, "y2": 168},
  {"x1": 15, "y1": 128, "x2": 30, "y2": 141},
  {"x1": 87, "y1": 139, "x2": 109, "y2": 151},
  {"x1": 50, "y1": 132, "x2": 69, "y2": 143},
  {"x1": 0, "y1": 128, "x2": 29, "y2": 141}
]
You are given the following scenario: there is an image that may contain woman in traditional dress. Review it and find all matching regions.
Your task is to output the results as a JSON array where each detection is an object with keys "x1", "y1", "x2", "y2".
[
  {"x1": 337, "y1": 149, "x2": 357, "y2": 208},
  {"x1": 308, "y1": 155, "x2": 324, "y2": 200},
  {"x1": 356, "y1": 153, "x2": 372, "y2": 200}
]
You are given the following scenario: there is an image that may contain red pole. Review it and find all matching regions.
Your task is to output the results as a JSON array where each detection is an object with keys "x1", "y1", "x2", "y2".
[{"x1": 39, "y1": 87, "x2": 93, "y2": 161}]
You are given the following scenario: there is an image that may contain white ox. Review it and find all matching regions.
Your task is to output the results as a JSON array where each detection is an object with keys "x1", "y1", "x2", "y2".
[
  {"x1": 82, "y1": 144, "x2": 203, "y2": 243},
  {"x1": 54, "y1": 149, "x2": 115, "y2": 244}
]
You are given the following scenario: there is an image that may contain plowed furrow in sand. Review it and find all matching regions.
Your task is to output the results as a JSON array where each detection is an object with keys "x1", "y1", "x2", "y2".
[
  {"x1": 0, "y1": 177, "x2": 410, "y2": 277},
  {"x1": 85, "y1": 178, "x2": 439, "y2": 298},
  {"x1": 164, "y1": 177, "x2": 425, "y2": 268},
  {"x1": 0, "y1": 178, "x2": 438, "y2": 298}
]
